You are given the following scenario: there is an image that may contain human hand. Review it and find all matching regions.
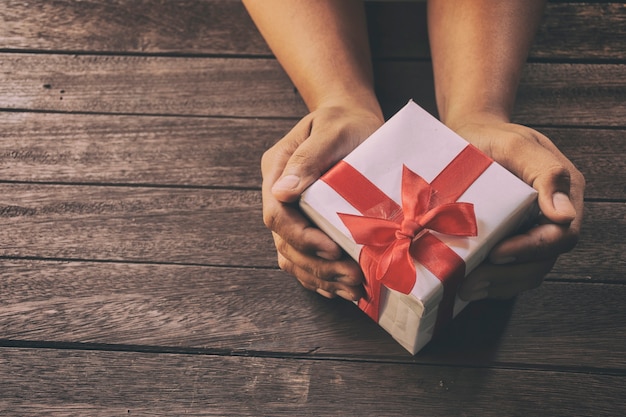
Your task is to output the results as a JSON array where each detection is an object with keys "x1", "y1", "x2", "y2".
[
  {"x1": 452, "y1": 116, "x2": 585, "y2": 301},
  {"x1": 262, "y1": 104, "x2": 384, "y2": 301}
]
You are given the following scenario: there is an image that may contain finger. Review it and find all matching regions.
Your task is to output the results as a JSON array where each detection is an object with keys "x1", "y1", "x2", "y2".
[
  {"x1": 533, "y1": 167, "x2": 577, "y2": 225},
  {"x1": 261, "y1": 117, "x2": 312, "y2": 203},
  {"x1": 276, "y1": 252, "x2": 364, "y2": 301},
  {"x1": 262, "y1": 184, "x2": 342, "y2": 259},
  {"x1": 488, "y1": 127, "x2": 577, "y2": 225},
  {"x1": 270, "y1": 111, "x2": 381, "y2": 203},
  {"x1": 271, "y1": 136, "x2": 355, "y2": 203},
  {"x1": 274, "y1": 232, "x2": 364, "y2": 287},
  {"x1": 459, "y1": 258, "x2": 555, "y2": 301},
  {"x1": 261, "y1": 130, "x2": 343, "y2": 259},
  {"x1": 489, "y1": 221, "x2": 578, "y2": 265}
]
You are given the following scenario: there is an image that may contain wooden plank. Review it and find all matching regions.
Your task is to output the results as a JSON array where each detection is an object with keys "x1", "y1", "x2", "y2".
[
  {"x1": 543, "y1": 127, "x2": 626, "y2": 201},
  {"x1": 0, "y1": 184, "x2": 622, "y2": 279},
  {"x1": 0, "y1": 54, "x2": 307, "y2": 118},
  {"x1": 1, "y1": 54, "x2": 624, "y2": 126},
  {"x1": 1, "y1": 1, "x2": 623, "y2": 61},
  {"x1": 0, "y1": 0, "x2": 271, "y2": 56},
  {"x1": 366, "y1": 2, "x2": 626, "y2": 60},
  {"x1": 0, "y1": 347, "x2": 623, "y2": 416},
  {"x1": 532, "y1": 3, "x2": 626, "y2": 60},
  {"x1": 0, "y1": 184, "x2": 275, "y2": 267},
  {"x1": 375, "y1": 62, "x2": 626, "y2": 126},
  {"x1": 1, "y1": 113, "x2": 621, "y2": 199},
  {"x1": 553, "y1": 202, "x2": 626, "y2": 280},
  {"x1": 0, "y1": 112, "x2": 292, "y2": 188},
  {"x1": 0, "y1": 259, "x2": 624, "y2": 370}
]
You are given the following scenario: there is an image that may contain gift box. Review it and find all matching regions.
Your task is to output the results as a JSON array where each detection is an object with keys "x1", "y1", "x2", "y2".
[{"x1": 300, "y1": 100, "x2": 538, "y2": 354}]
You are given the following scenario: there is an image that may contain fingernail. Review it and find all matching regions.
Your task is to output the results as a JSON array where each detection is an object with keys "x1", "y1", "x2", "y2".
[
  {"x1": 316, "y1": 288, "x2": 334, "y2": 299},
  {"x1": 552, "y1": 192, "x2": 576, "y2": 218},
  {"x1": 272, "y1": 175, "x2": 301, "y2": 193},
  {"x1": 336, "y1": 289, "x2": 357, "y2": 301},
  {"x1": 316, "y1": 250, "x2": 340, "y2": 261},
  {"x1": 337, "y1": 275, "x2": 358, "y2": 285},
  {"x1": 491, "y1": 256, "x2": 516, "y2": 265}
]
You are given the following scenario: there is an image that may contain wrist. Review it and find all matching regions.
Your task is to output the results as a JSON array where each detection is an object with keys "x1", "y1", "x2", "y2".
[
  {"x1": 441, "y1": 106, "x2": 511, "y2": 133},
  {"x1": 312, "y1": 88, "x2": 384, "y2": 122}
]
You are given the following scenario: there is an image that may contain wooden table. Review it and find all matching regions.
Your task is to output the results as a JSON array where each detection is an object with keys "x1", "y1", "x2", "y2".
[{"x1": 0, "y1": 1, "x2": 624, "y2": 415}]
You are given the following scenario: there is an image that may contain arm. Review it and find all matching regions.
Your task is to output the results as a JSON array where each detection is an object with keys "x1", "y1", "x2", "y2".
[
  {"x1": 243, "y1": 0, "x2": 383, "y2": 300},
  {"x1": 243, "y1": 0, "x2": 379, "y2": 116},
  {"x1": 427, "y1": 0, "x2": 585, "y2": 300}
]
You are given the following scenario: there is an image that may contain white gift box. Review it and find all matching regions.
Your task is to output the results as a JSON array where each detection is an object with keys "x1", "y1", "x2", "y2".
[{"x1": 300, "y1": 100, "x2": 538, "y2": 354}]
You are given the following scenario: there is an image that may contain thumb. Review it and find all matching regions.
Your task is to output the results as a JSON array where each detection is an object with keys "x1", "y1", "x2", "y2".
[
  {"x1": 533, "y1": 167, "x2": 577, "y2": 225},
  {"x1": 271, "y1": 142, "x2": 338, "y2": 203},
  {"x1": 271, "y1": 133, "x2": 356, "y2": 204},
  {"x1": 481, "y1": 125, "x2": 577, "y2": 225}
]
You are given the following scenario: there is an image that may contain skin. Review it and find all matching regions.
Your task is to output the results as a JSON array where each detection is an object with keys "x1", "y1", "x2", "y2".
[{"x1": 242, "y1": 0, "x2": 585, "y2": 302}]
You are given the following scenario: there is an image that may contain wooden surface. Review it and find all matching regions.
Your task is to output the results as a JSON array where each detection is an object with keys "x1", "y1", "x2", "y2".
[{"x1": 0, "y1": 1, "x2": 624, "y2": 415}]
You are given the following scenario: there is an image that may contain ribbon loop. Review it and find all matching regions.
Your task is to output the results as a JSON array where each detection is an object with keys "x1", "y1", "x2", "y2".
[
  {"x1": 321, "y1": 144, "x2": 493, "y2": 326},
  {"x1": 398, "y1": 218, "x2": 422, "y2": 240},
  {"x1": 338, "y1": 165, "x2": 478, "y2": 296}
]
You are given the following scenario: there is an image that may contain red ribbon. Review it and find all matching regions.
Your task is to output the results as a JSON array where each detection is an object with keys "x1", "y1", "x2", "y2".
[{"x1": 321, "y1": 145, "x2": 492, "y2": 331}]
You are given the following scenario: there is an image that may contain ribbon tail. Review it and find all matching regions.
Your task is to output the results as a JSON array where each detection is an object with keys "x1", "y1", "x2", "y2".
[
  {"x1": 376, "y1": 238, "x2": 416, "y2": 294},
  {"x1": 358, "y1": 246, "x2": 384, "y2": 321},
  {"x1": 338, "y1": 213, "x2": 398, "y2": 246},
  {"x1": 410, "y1": 233, "x2": 467, "y2": 332},
  {"x1": 421, "y1": 202, "x2": 478, "y2": 237}
]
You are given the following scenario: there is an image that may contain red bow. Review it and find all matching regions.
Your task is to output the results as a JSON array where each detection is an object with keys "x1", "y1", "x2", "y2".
[
  {"x1": 338, "y1": 165, "x2": 478, "y2": 295},
  {"x1": 321, "y1": 144, "x2": 492, "y2": 328}
]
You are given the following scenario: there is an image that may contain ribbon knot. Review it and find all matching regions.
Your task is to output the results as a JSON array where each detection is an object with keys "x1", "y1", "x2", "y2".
[
  {"x1": 397, "y1": 218, "x2": 423, "y2": 240},
  {"x1": 337, "y1": 165, "x2": 478, "y2": 295},
  {"x1": 320, "y1": 144, "x2": 493, "y2": 326}
]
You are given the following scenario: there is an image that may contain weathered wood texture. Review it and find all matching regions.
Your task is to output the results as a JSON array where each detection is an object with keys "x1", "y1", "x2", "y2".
[
  {"x1": 0, "y1": 184, "x2": 622, "y2": 280},
  {"x1": 0, "y1": 112, "x2": 290, "y2": 188},
  {"x1": 0, "y1": 54, "x2": 307, "y2": 118},
  {"x1": 1, "y1": 55, "x2": 624, "y2": 126},
  {"x1": 1, "y1": 348, "x2": 622, "y2": 417},
  {"x1": 0, "y1": 0, "x2": 624, "y2": 415},
  {"x1": 0, "y1": 185, "x2": 270, "y2": 266},
  {"x1": 366, "y1": 1, "x2": 626, "y2": 60},
  {"x1": 0, "y1": 113, "x2": 622, "y2": 198},
  {"x1": 374, "y1": 61, "x2": 626, "y2": 125},
  {"x1": 0, "y1": 260, "x2": 624, "y2": 370},
  {"x1": 1, "y1": 1, "x2": 624, "y2": 60}
]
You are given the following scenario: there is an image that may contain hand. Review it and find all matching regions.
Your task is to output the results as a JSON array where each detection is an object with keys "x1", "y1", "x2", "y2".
[
  {"x1": 261, "y1": 104, "x2": 384, "y2": 301},
  {"x1": 453, "y1": 116, "x2": 585, "y2": 301}
]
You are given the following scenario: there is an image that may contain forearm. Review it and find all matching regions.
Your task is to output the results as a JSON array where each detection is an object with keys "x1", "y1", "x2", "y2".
[
  {"x1": 243, "y1": 0, "x2": 381, "y2": 117},
  {"x1": 427, "y1": 0, "x2": 546, "y2": 128}
]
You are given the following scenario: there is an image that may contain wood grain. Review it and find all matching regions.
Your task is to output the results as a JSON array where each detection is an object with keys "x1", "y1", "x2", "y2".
[
  {"x1": 0, "y1": 111, "x2": 291, "y2": 188},
  {"x1": 543, "y1": 127, "x2": 626, "y2": 200},
  {"x1": 0, "y1": 0, "x2": 271, "y2": 56},
  {"x1": 0, "y1": 184, "x2": 274, "y2": 266},
  {"x1": 549, "y1": 202, "x2": 626, "y2": 280},
  {"x1": 0, "y1": 260, "x2": 624, "y2": 370},
  {"x1": 366, "y1": 2, "x2": 626, "y2": 60},
  {"x1": 0, "y1": 347, "x2": 623, "y2": 417},
  {"x1": 1, "y1": 1, "x2": 623, "y2": 61},
  {"x1": 0, "y1": 0, "x2": 623, "y2": 414},
  {"x1": 1, "y1": 54, "x2": 624, "y2": 126},
  {"x1": 0, "y1": 184, "x2": 622, "y2": 280},
  {"x1": 0, "y1": 184, "x2": 276, "y2": 266},
  {"x1": 375, "y1": 62, "x2": 626, "y2": 126},
  {"x1": 0, "y1": 54, "x2": 307, "y2": 118},
  {"x1": 0, "y1": 113, "x2": 622, "y2": 199}
]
